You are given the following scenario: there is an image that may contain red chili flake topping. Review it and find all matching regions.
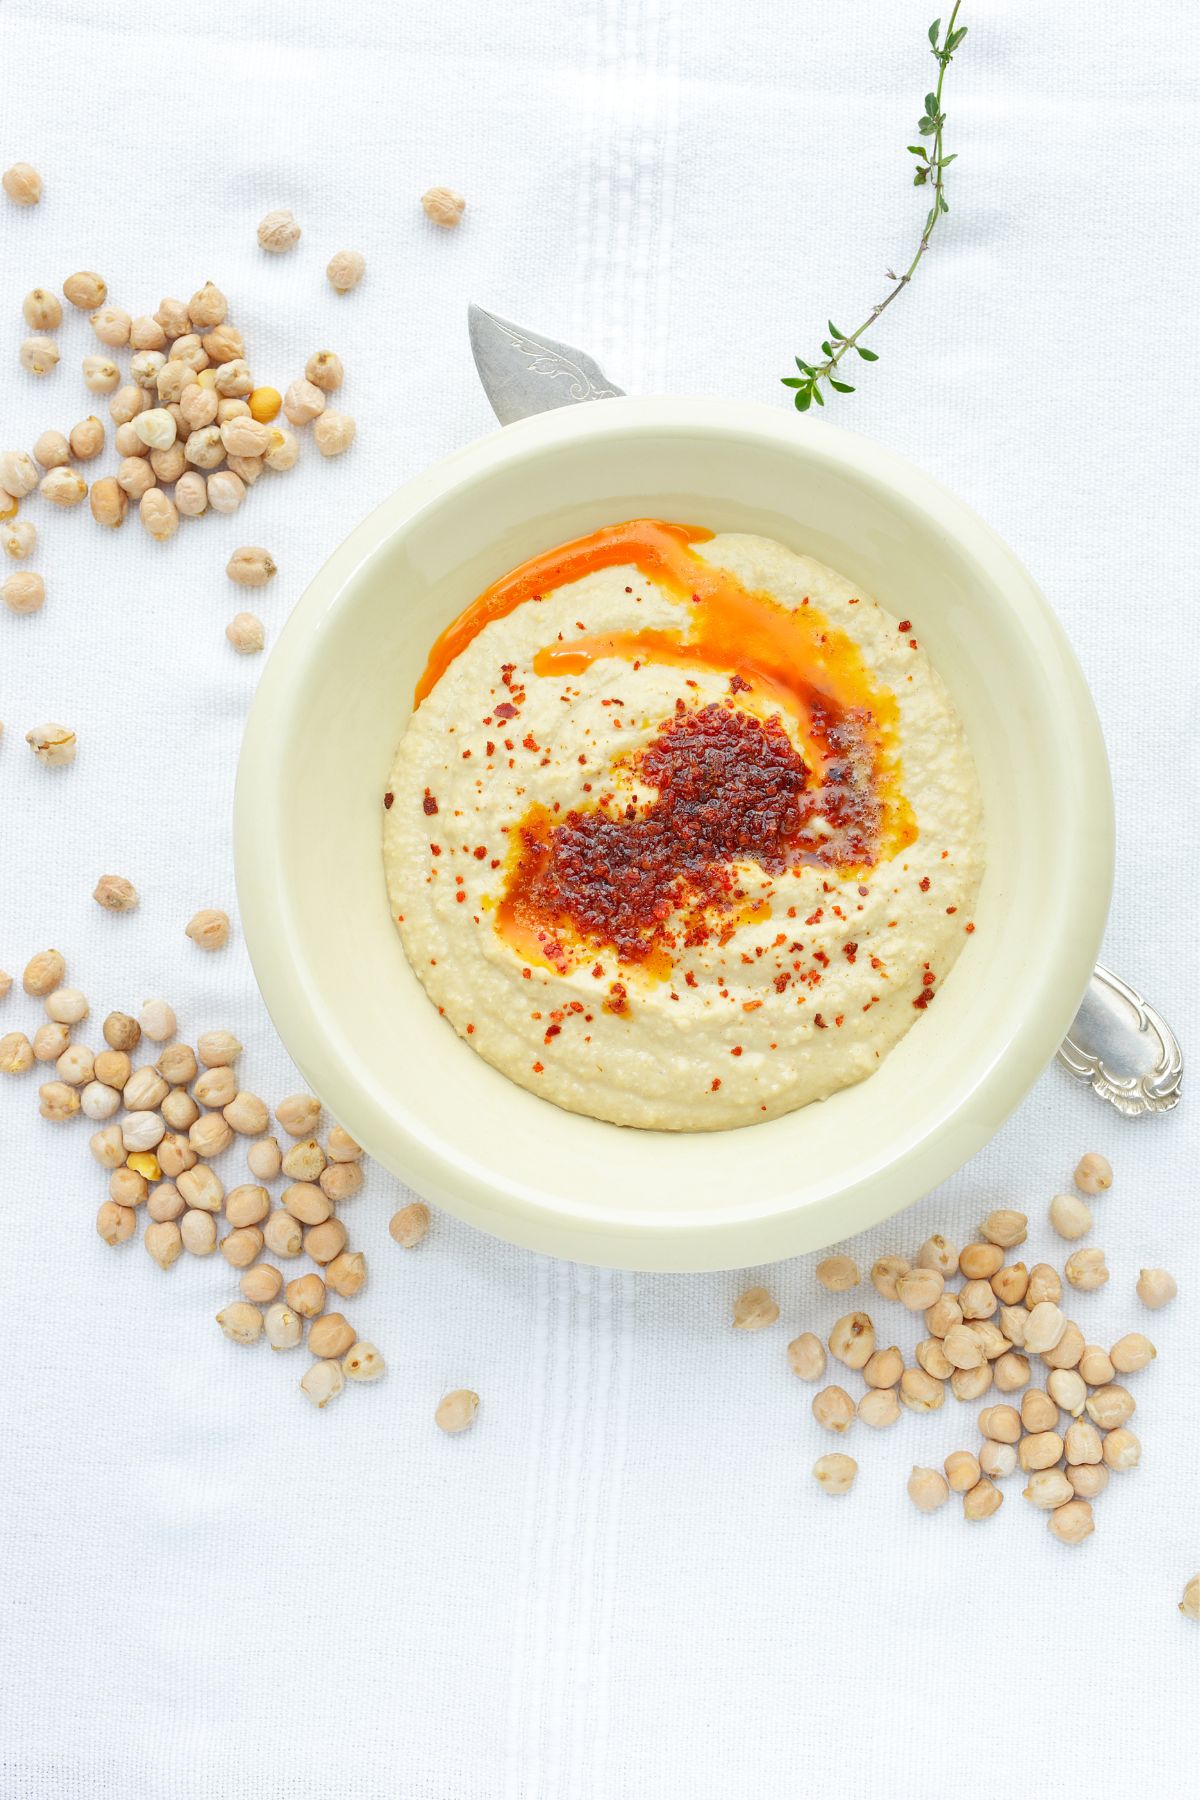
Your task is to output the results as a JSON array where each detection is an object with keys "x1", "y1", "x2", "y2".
[
  {"x1": 466, "y1": 1023, "x2": 475, "y2": 1034},
  {"x1": 522, "y1": 733, "x2": 539, "y2": 752},
  {"x1": 919, "y1": 875, "x2": 930, "y2": 892},
  {"x1": 922, "y1": 970, "x2": 935, "y2": 985},
  {"x1": 898, "y1": 619, "x2": 911, "y2": 633},
  {"x1": 494, "y1": 702, "x2": 517, "y2": 720},
  {"x1": 502, "y1": 704, "x2": 882, "y2": 967},
  {"x1": 814, "y1": 1013, "x2": 827, "y2": 1029},
  {"x1": 805, "y1": 909, "x2": 824, "y2": 926},
  {"x1": 730, "y1": 1046, "x2": 743, "y2": 1056},
  {"x1": 834, "y1": 1014, "x2": 844, "y2": 1026},
  {"x1": 913, "y1": 989, "x2": 933, "y2": 1009},
  {"x1": 604, "y1": 980, "x2": 629, "y2": 1016},
  {"x1": 711, "y1": 1077, "x2": 721, "y2": 1091},
  {"x1": 473, "y1": 846, "x2": 487, "y2": 859},
  {"x1": 485, "y1": 741, "x2": 496, "y2": 756},
  {"x1": 544, "y1": 1024, "x2": 562, "y2": 1042},
  {"x1": 857, "y1": 885, "x2": 869, "y2": 898},
  {"x1": 729, "y1": 672, "x2": 751, "y2": 694},
  {"x1": 383, "y1": 791, "x2": 394, "y2": 809},
  {"x1": 455, "y1": 892, "x2": 466, "y2": 903},
  {"x1": 773, "y1": 973, "x2": 790, "y2": 993},
  {"x1": 965, "y1": 922, "x2": 976, "y2": 934},
  {"x1": 532, "y1": 1061, "x2": 544, "y2": 1073},
  {"x1": 843, "y1": 940, "x2": 858, "y2": 963},
  {"x1": 946, "y1": 906, "x2": 957, "y2": 914},
  {"x1": 430, "y1": 844, "x2": 442, "y2": 856},
  {"x1": 422, "y1": 791, "x2": 439, "y2": 815}
]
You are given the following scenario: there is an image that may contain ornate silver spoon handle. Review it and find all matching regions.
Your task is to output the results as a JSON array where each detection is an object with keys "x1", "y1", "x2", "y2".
[
  {"x1": 1057, "y1": 964, "x2": 1183, "y2": 1116},
  {"x1": 467, "y1": 305, "x2": 1183, "y2": 1119}
]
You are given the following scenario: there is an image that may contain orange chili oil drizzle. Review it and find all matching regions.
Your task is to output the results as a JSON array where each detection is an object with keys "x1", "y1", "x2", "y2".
[{"x1": 415, "y1": 519, "x2": 916, "y2": 978}]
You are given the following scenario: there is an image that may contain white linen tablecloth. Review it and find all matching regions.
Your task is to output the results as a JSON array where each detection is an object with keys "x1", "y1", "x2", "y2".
[{"x1": 1, "y1": 1, "x2": 1197, "y2": 1794}]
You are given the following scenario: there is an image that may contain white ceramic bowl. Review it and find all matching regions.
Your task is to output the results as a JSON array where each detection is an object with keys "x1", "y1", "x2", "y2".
[{"x1": 235, "y1": 397, "x2": 1113, "y2": 1272}]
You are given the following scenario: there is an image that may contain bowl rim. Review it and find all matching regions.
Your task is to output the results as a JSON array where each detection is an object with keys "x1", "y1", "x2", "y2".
[{"x1": 235, "y1": 396, "x2": 1114, "y2": 1270}]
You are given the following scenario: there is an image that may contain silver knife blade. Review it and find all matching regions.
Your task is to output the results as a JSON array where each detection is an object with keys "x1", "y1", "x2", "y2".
[
  {"x1": 465, "y1": 305, "x2": 1182, "y2": 1116},
  {"x1": 468, "y1": 303, "x2": 624, "y2": 426}
]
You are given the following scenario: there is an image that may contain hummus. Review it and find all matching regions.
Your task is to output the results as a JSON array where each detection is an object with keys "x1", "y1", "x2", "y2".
[{"x1": 383, "y1": 520, "x2": 984, "y2": 1130}]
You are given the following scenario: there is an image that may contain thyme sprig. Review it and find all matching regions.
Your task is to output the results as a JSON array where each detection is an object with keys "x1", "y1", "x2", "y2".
[{"x1": 782, "y1": 6, "x2": 968, "y2": 411}]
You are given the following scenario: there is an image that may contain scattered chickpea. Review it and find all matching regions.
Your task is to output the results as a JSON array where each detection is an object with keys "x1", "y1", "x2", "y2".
[
  {"x1": 813, "y1": 1452, "x2": 857, "y2": 1495},
  {"x1": 117, "y1": 458, "x2": 155, "y2": 500},
  {"x1": 962, "y1": 1478, "x2": 1003, "y2": 1521},
  {"x1": 914, "y1": 1337, "x2": 953, "y2": 1379},
  {"x1": 816, "y1": 1254, "x2": 858, "y2": 1292},
  {"x1": 4, "y1": 163, "x2": 42, "y2": 205},
  {"x1": 197, "y1": 1028, "x2": 240, "y2": 1066},
  {"x1": 992, "y1": 1352, "x2": 1031, "y2": 1393},
  {"x1": 139, "y1": 488, "x2": 179, "y2": 540},
  {"x1": 96, "y1": 1199, "x2": 136, "y2": 1244},
  {"x1": 23, "y1": 287, "x2": 61, "y2": 330},
  {"x1": 981, "y1": 1208, "x2": 1027, "y2": 1249},
  {"x1": 26, "y1": 722, "x2": 77, "y2": 766},
  {"x1": 340, "y1": 1340, "x2": 386, "y2": 1382},
  {"x1": 206, "y1": 471, "x2": 245, "y2": 514},
  {"x1": 265, "y1": 427, "x2": 299, "y2": 470},
  {"x1": 21, "y1": 336, "x2": 59, "y2": 376},
  {"x1": 300, "y1": 1359, "x2": 344, "y2": 1408},
  {"x1": 258, "y1": 208, "x2": 301, "y2": 252},
  {"x1": 1086, "y1": 1385, "x2": 1136, "y2": 1431},
  {"x1": 130, "y1": 350, "x2": 166, "y2": 390},
  {"x1": 857, "y1": 1388, "x2": 899, "y2": 1427},
  {"x1": 264, "y1": 1303, "x2": 303, "y2": 1351},
  {"x1": 263, "y1": 1209, "x2": 303, "y2": 1258},
  {"x1": 1064, "y1": 1247, "x2": 1109, "y2": 1292},
  {"x1": 1136, "y1": 1267, "x2": 1177, "y2": 1310},
  {"x1": 421, "y1": 186, "x2": 466, "y2": 227},
  {"x1": 203, "y1": 325, "x2": 244, "y2": 364},
  {"x1": 991, "y1": 1262, "x2": 1029, "y2": 1305},
  {"x1": 915, "y1": 1234, "x2": 958, "y2": 1277},
  {"x1": 147, "y1": 1180, "x2": 184, "y2": 1222},
  {"x1": 1026, "y1": 1263, "x2": 1062, "y2": 1309},
  {"x1": 313, "y1": 409, "x2": 355, "y2": 457},
  {"x1": 89, "y1": 477, "x2": 128, "y2": 529},
  {"x1": 1018, "y1": 1430, "x2": 1064, "y2": 1472},
  {"x1": 978, "y1": 1440, "x2": 1017, "y2": 1479},
  {"x1": 1023, "y1": 1468, "x2": 1074, "y2": 1510},
  {"x1": 787, "y1": 1332, "x2": 825, "y2": 1381},
  {"x1": 1074, "y1": 1152, "x2": 1112, "y2": 1194},
  {"x1": 959, "y1": 1242, "x2": 1004, "y2": 1280},
  {"x1": 1048, "y1": 1498, "x2": 1094, "y2": 1545},
  {"x1": 325, "y1": 1250, "x2": 366, "y2": 1299},
  {"x1": 129, "y1": 314, "x2": 167, "y2": 351},
  {"x1": 162, "y1": 1089, "x2": 200, "y2": 1130},
  {"x1": 305, "y1": 350, "x2": 344, "y2": 393},
  {"x1": 732, "y1": 1286, "x2": 778, "y2": 1330},
  {"x1": 82, "y1": 355, "x2": 120, "y2": 393},
  {"x1": 326, "y1": 249, "x2": 365, "y2": 292},
  {"x1": 282, "y1": 378, "x2": 325, "y2": 427},
  {"x1": 1049, "y1": 1192, "x2": 1092, "y2": 1240},
  {"x1": 895, "y1": 1267, "x2": 944, "y2": 1312},
  {"x1": 3, "y1": 571, "x2": 45, "y2": 614},
  {"x1": 224, "y1": 1184, "x2": 271, "y2": 1228},
  {"x1": 217, "y1": 1302, "x2": 264, "y2": 1345},
  {"x1": 0, "y1": 1032, "x2": 35, "y2": 1075},
  {"x1": 1064, "y1": 1418, "x2": 1104, "y2": 1466},
  {"x1": 924, "y1": 1294, "x2": 963, "y2": 1338},
  {"x1": 899, "y1": 1367, "x2": 944, "y2": 1413},
  {"x1": 1110, "y1": 1332, "x2": 1156, "y2": 1374},
  {"x1": 144, "y1": 1220, "x2": 183, "y2": 1270},
  {"x1": 184, "y1": 907, "x2": 230, "y2": 952},
  {"x1": 812, "y1": 1386, "x2": 855, "y2": 1433},
  {"x1": 862, "y1": 1345, "x2": 903, "y2": 1389},
  {"x1": 1180, "y1": 1576, "x2": 1200, "y2": 1622},
  {"x1": 286, "y1": 1273, "x2": 326, "y2": 1318},
  {"x1": 828, "y1": 1312, "x2": 875, "y2": 1369},
  {"x1": 241, "y1": 1265, "x2": 283, "y2": 1304},
  {"x1": 221, "y1": 1226, "x2": 265, "y2": 1269},
  {"x1": 978, "y1": 1404, "x2": 1022, "y2": 1444},
  {"x1": 959, "y1": 1278, "x2": 997, "y2": 1320},
  {"x1": 2, "y1": 518, "x2": 37, "y2": 559},
  {"x1": 431, "y1": 1386, "x2": 478, "y2": 1433},
  {"x1": 1022, "y1": 1301, "x2": 1066, "y2": 1355},
  {"x1": 320, "y1": 1161, "x2": 362, "y2": 1203},
  {"x1": 907, "y1": 1466, "x2": 949, "y2": 1511},
  {"x1": 1047, "y1": 1368, "x2": 1088, "y2": 1416},
  {"x1": 181, "y1": 1210, "x2": 218, "y2": 1256},
  {"x1": 89, "y1": 1123, "x2": 126, "y2": 1167},
  {"x1": 944, "y1": 1450, "x2": 981, "y2": 1493},
  {"x1": 91, "y1": 874, "x2": 138, "y2": 913},
  {"x1": 327, "y1": 1126, "x2": 362, "y2": 1163},
  {"x1": 283, "y1": 1179, "x2": 330, "y2": 1224},
  {"x1": 1078, "y1": 1343, "x2": 1115, "y2": 1387},
  {"x1": 276, "y1": 1092, "x2": 321, "y2": 1137}
]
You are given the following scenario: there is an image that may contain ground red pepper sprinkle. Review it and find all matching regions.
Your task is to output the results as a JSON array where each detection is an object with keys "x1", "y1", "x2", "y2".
[
  {"x1": 814, "y1": 1013, "x2": 827, "y2": 1029},
  {"x1": 383, "y1": 791, "x2": 394, "y2": 809},
  {"x1": 532, "y1": 1061, "x2": 544, "y2": 1073},
  {"x1": 500, "y1": 703, "x2": 883, "y2": 969},
  {"x1": 494, "y1": 702, "x2": 517, "y2": 720},
  {"x1": 919, "y1": 876, "x2": 930, "y2": 892},
  {"x1": 422, "y1": 791, "x2": 438, "y2": 815},
  {"x1": 730, "y1": 1046, "x2": 743, "y2": 1056},
  {"x1": 898, "y1": 619, "x2": 911, "y2": 633}
]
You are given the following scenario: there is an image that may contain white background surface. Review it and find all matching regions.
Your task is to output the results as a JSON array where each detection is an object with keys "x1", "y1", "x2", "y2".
[{"x1": 2, "y1": 1, "x2": 1198, "y2": 1795}]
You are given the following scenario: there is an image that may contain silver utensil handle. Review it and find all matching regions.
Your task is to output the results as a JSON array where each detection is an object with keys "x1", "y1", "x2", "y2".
[{"x1": 1057, "y1": 964, "x2": 1183, "y2": 1116}]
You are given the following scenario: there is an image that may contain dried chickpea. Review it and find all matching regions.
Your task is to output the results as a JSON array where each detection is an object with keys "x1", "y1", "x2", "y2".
[
  {"x1": 1065, "y1": 1247, "x2": 1109, "y2": 1292},
  {"x1": 992, "y1": 1352, "x2": 1030, "y2": 1393},
  {"x1": 857, "y1": 1388, "x2": 899, "y2": 1427},
  {"x1": 959, "y1": 1278, "x2": 997, "y2": 1320},
  {"x1": 26, "y1": 723, "x2": 77, "y2": 766},
  {"x1": 197, "y1": 1030, "x2": 241, "y2": 1067},
  {"x1": 732, "y1": 1286, "x2": 778, "y2": 1330},
  {"x1": 978, "y1": 1440, "x2": 1017, "y2": 1480},
  {"x1": 91, "y1": 305, "x2": 131, "y2": 347},
  {"x1": 1079, "y1": 1344, "x2": 1115, "y2": 1387},
  {"x1": 300, "y1": 1360, "x2": 344, "y2": 1408},
  {"x1": 41, "y1": 467, "x2": 87, "y2": 506},
  {"x1": 896, "y1": 1268, "x2": 944, "y2": 1311},
  {"x1": 991, "y1": 1262, "x2": 1029, "y2": 1304},
  {"x1": 950, "y1": 1363, "x2": 993, "y2": 1402},
  {"x1": 89, "y1": 477, "x2": 127, "y2": 528},
  {"x1": 944, "y1": 1451, "x2": 981, "y2": 1493},
  {"x1": 812, "y1": 1386, "x2": 855, "y2": 1433},
  {"x1": 258, "y1": 208, "x2": 301, "y2": 252},
  {"x1": 96, "y1": 1200, "x2": 135, "y2": 1244},
  {"x1": 900, "y1": 1367, "x2": 944, "y2": 1413},
  {"x1": 202, "y1": 324, "x2": 244, "y2": 364},
  {"x1": 2, "y1": 518, "x2": 37, "y2": 559},
  {"x1": 786, "y1": 1333, "x2": 825, "y2": 1381},
  {"x1": 1047, "y1": 1368, "x2": 1088, "y2": 1416},
  {"x1": 1111, "y1": 1331, "x2": 1158, "y2": 1373},
  {"x1": 907, "y1": 1467, "x2": 949, "y2": 1512},
  {"x1": 285, "y1": 1273, "x2": 325, "y2": 1318},
  {"x1": 282, "y1": 378, "x2": 324, "y2": 426},
  {"x1": 962, "y1": 1478, "x2": 1003, "y2": 1521},
  {"x1": 21, "y1": 336, "x2": 59, "y2": 376},
  {"x1": 181, "y1": 1210, "x2": 218, "y2": 1255},
  {"x1": 3, "y1": 162, "x2": 42, "y2": 204},
  {"x1": 220, "y1": 1226, "x2": 265, "y2": 1269},
  {"x1": 326, "y1": 249, "x2": 365, "y2": 292},
  {"x1": 64, "y1": 271, "x2": 106, "y2": 309},
  {"x1": 959, "y1": 1242, "x2": 1004, "y2": 1280},
  {"x1": 144, "y1": 1220, "x2": 183, "y2": 1270},
  {"x1": 308, "y1": 1312, "x2": 356, "y2": 1359},
  {"x1": 206, "y1": 471, "x2": 245, "y2": 514},
  {"x1": 265, "y1": 427, "x2": 299, "y2": 470},
  {"x1": 325, "y1": 1251, "x2": 366, "y2": 1299},
  {"x1": 276, "y1": 1092, "x2": 321, "y2": 1137},
  {"x1": 1136, "y1": 1268, "x2": 1177, "y2": 1310},
  {"x1": 139, "y1": 488, "x2": 179, "y2": 541},
  {"x1": 828, "y1": 1312, "x2": 874, "y2": 1370},
  {"x1": 282, "y1": 1181, "x2": 331, "y2": 1226},
  {"x1": 263, "y1": 1209, "x2": 303, "y2": 1258},
  {"x1": 117, "y1": 458, "x2": 154, "y2": 500},
  {"x1": 862, "y1": 1345, "x2": 903, "y2": 1388},
  {"x1": 1050, "y1": 1192, "x2": 1093, "y2": 1240},
  {"x1": 421, "y1": 186, "x2": 465, "y2": 227},
  {"x1": 1019, "y1": 1430, "x2": 1064, "y2": 1472},
  {"x1": 915, "y1": 1337, "x2": 953, "y2": 1380},
  {"x1": 130, "y1": 314, "x2": 167, "y2": 351},
  {"x1": 224, "y1": 1184, "x2": 271, "y2": 1228},
  {"x1": 248, "y1": 386, "x2": 281, "y2": 422},
  {"x1": 981, "y1": 1208, "x2": 1027, "y2": 1248},
  {"x1": 0, "y1": 1032, "x2": 35, "y2": 1075},
  {"x1": 1086, "y1": 1384, "x2": 1136, "y2": 1429},
  {"x1": 227, "y1": 546, "x2": 277, "y2": 587},
  {"x1": 1042, "y1": 1322, "x2": 1085, "y2": 1371},
  {"x1": 1048, "y1": 1498, "x2": 1094, "y2": 1544},
  {"x1": 319, "y1": 1161, "x2": 362, "y2": 1204},
  {"x1": 313, "y1": 409, "x2": 355, "y2": 457},
  {"x1": 24, "y1": 287, "x2": 62, "y2": 329},
  {"x1": 185, "y1": 907, "x2": 230, "y2": 951},
  {"x1": 1074, "y1": 1152, "x2": 1112, "y2": 1194},
  {"x1": 3, "y1": 571, "x2": 44, "y2": 614},
  {"x1": 216, "y1": 1302, "x2": 263, "y2": 1345},
  {"x1": 32, "y1": 430, "x2": 68, "y2": 470},
  {"x1": 924, "y1": 1294, "x2": 963, "y2": 1338},
  {"x1": 305, "y1": 350, "x2": 343, "y2": 392},
  {"x1": 816, "y1": 1254, "x2": 858, "y2": 1293},
  {"x1": 241, "y1": 1264, "x2": 283, "y2": 1304},
  {"x1": 914, "y1": 1235, "x2": 957, "y2": 1277}
]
